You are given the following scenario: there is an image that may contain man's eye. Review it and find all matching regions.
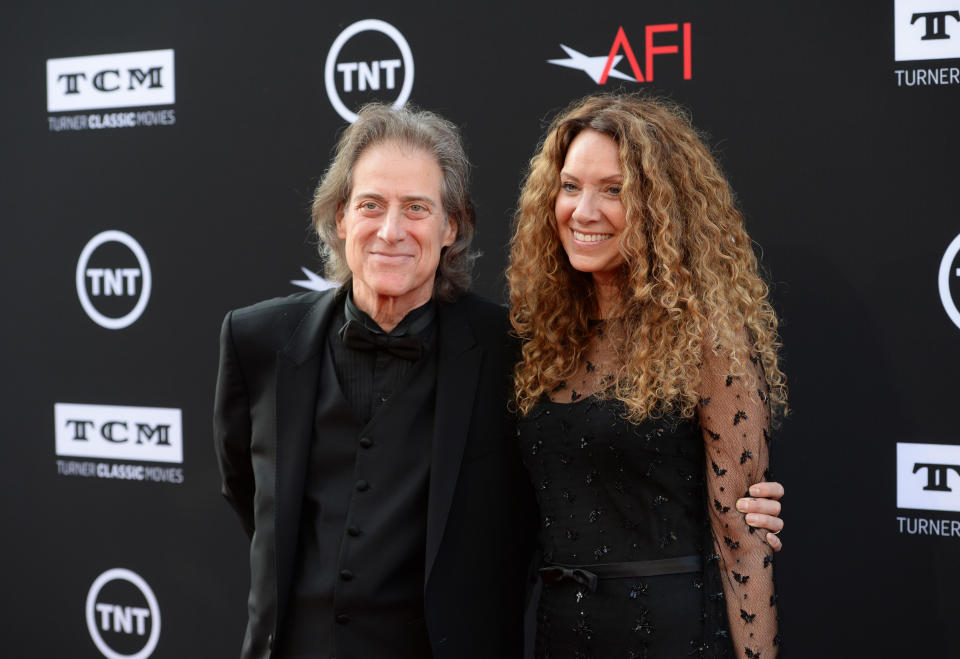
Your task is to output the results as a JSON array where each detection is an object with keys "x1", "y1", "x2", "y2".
[
  {"x1": 408, "y1": 203, "x2": 433, "y2": 216},
  {"x1": 361, "y1": 201, "x2": 378, "y2": 210}
]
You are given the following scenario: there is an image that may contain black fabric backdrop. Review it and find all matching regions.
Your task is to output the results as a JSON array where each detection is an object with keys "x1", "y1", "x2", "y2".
[{"x1": 2, "y1": 1, "x2": 958, "y2": 656}]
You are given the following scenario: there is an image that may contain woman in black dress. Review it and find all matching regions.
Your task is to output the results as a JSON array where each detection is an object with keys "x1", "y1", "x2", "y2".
[{"x1": 508, "y1": 95, "x2": 786, "y2": 658}]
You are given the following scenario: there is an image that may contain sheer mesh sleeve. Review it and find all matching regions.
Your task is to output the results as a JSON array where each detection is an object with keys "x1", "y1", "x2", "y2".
[{"x1": 698, "y1": 344, "x2": 779, "y2": 658}]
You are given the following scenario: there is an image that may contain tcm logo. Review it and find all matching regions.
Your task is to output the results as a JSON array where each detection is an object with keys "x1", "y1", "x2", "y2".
[
  {"x1": 86, "y1": 568, "x2": 161, "y2": 659},
  {"x1": 895, "y1": 0, "x2": 960, "y2": 61},
  {"x1": 76, "y1": 230, "x2": 151, "y2": 329},
  {"x1": 939, "y1": 232, "x2": 960, "y2": 329},
  {"x1": 548, "y1": 23, "x2": 691, "y2": 84},
  {"x1": 897, "y1": 442, "x2": 960, "y2": 512},
  {"x1": 47, "y1": 49, "x2": 175, "y2": 112},
  {"x1": 55, "y1": 403, "x2": 183, "y2": 464},
  {"x1": 324, "y1": 19, "x2": 414, "y2": 123}
]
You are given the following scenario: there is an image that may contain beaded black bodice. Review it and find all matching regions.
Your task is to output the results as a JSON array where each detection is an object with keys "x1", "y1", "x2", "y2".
[{"x1": 519, "y1": 320, "x2": 778, "y2": 658}]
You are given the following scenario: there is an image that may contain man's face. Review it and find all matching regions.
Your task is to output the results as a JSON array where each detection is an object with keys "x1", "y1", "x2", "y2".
[{"x1": 337, "y1": 141, "x2": 456, "y2": 316}]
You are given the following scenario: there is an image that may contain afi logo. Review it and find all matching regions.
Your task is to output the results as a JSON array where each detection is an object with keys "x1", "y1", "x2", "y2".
[
  {"x1": 897, "y1": 442, "x2": 960, "y2": 512},
  {"x1": 86, "y1": 568, "x2": 161, "y2": 659},
  {"x1": 325, "y1": 19, "x2": 414, "y2": 123},
  {"x1": 291, "y1": 266, "x2": 338, "y2": 292},
  {"x1": 548, "y1": 23, "x2": 692, "y2": 84},
  {"x1": 55, "y1": 403, "x2": 183, "y2": 464},
  {"x1": 895, "y1": 1, "x2": 960, "y2": 61},
  {"x1": 76, "y1": 230, "x2": 152, "y2": 330},
  {"x1": 47, "y1": 49, "x2": 175, "y2": 112}
]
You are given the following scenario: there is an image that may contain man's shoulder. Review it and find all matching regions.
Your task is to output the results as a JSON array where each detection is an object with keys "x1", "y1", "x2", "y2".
[
  {"x1": 231, "y1": 289, "x2": 331, "y2": 320},
  {"x1": 445, "y1": 292, "x2": 517, "y2": 349},
  {"x1": 226, "y1": 289, "x2": 336, "y2": 347},
  {"x1": 447, "y1": 291, "x2": 509, "y2": 323}
]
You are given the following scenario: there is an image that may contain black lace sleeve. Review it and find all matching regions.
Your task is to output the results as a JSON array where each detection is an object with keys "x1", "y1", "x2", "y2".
[{"x1": 698, "y1": 345, "x2": 779, "y2": 658}]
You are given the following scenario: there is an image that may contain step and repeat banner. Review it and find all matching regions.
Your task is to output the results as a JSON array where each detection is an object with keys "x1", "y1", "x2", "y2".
[{"x1": 2, "y1": 1, "x2": 958, "y2": 656}]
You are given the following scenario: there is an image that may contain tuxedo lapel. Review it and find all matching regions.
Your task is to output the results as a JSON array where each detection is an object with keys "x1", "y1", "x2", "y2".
[
  {"x1": 425, "y1": 299, "x2": 482, "y2": 584},
  {"x1": 274, "y1": 290, "x2": 338, "y2": 626}
]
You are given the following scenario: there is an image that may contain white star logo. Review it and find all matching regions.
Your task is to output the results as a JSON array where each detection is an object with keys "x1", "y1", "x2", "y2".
[
  {"x1": 547, "y1": 45, "x2": 636, "y2": 84},
  {"x1": 291, "y1": 266, "x2": 338, "y2": 292}
]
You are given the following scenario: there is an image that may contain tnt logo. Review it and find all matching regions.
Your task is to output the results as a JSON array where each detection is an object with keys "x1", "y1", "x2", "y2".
[
  {"x1": 324, "y1": 19, "x2": 414, "y2": 123},
  {"x1": 939, "y1": 233, "x2": 960, "y2": 330},
  {"x1": 47, "y1": 50, "x2": 175, "y2": 112},
  {"x1": 55, "y1": 403, "x2": 183, "y2": 463},
  {"x1": 895, "y1": 0, "x2": 960, "y2": 61},
  {"x1": 548, "y1": 23, "x2": 692, "y2": 84},
  {"x1": 85, "y1": 568, "x2": 161, "y2": 659},
  {"x1": 897, "y1": 443, "x2": 960, "y2": 512},
  {"x1": 76, "y1": 230, "x2": 151, "y2": 330}
]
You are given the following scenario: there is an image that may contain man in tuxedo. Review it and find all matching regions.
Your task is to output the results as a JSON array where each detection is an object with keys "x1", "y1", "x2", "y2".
[{"x1": 214, "y1": 104, "x2": 785, "y2": 659}]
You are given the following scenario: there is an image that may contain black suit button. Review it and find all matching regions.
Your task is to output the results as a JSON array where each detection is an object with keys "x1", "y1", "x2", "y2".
[
  {"x1": 356, "y1": 479, "x2": 369, "y2": 492},
  {"x1": 336, "y1": 614, "x2": 350, "y2": 625},
  {"x1": 359, "y1": 437, "x2": 373, "y2": 449},
  {"x1": 347, "y1": 526, "x2": 360, "y2": 537},
  {"x1": 339, "y1": 569, "x2": 354, "y2": 581}
]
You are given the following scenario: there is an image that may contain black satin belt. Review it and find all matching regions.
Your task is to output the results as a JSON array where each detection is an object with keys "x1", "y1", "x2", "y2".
[{"x1": 539, "y1": 555, "x2": 702, "y2": 592}]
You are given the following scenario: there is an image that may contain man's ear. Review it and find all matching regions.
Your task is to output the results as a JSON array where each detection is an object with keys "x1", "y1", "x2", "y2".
[
  {"x1": 335, "y1": 204, "x2": 346, "y2": 239},
  {"x1": 442, "y1": 216, "x2": 457, "y2": 247}
]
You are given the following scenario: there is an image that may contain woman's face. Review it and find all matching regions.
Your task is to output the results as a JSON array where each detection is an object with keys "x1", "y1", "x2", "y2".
[{"x1": 554, "y1": 129, "x2": 628, "y2": 283}]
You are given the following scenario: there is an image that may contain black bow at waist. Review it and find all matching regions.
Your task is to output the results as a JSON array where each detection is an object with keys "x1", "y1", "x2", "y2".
[
  {"x1": 538, "y1": 566, "x2": 599, "y2": 591},
  {"x1": 539, "y1": 555, "x2": 702, "y2": 592}
]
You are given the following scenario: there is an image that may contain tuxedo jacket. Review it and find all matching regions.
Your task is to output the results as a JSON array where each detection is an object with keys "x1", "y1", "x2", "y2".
[{"x1": 214, "y1": 289, "x2": 537, "y2": 659}]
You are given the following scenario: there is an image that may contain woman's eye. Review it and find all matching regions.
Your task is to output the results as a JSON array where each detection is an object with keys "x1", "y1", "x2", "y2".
[
  {"x1": 607, "y1": 186, "x2": 621, "y2": 196},
  {"x1": 561, "y1": 182, "x2": 578, "y2": 192}
]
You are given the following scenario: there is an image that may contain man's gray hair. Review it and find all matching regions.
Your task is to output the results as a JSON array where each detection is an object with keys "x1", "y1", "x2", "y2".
[{"x1": 311, "y1": 103, "x2": 477, "y2": 302}]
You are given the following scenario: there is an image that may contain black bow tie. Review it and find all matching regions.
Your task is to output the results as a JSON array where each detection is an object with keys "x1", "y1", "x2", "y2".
[{"x1": 339, "y1": 320, "x2": 423, "y2": 360}]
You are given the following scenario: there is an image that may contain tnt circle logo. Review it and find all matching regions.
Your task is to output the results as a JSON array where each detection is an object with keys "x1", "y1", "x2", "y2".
[
  {"x1": 324, "y1": 19, "x2": 414, "y2": 123},
  {"x1": 939, "y1": 233, "x2": 960, "y2": 330},
  {"x1": 76, "y1": 230, "x2": 152, "y2": 329},
  {"x1": 85, "y1": 568, "x2": 161, "y2": 659}
]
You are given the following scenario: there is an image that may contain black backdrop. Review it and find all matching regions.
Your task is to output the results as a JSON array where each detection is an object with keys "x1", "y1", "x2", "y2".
[{"x1": 3, "y1": 1, "x2": 959, "y2": 656}]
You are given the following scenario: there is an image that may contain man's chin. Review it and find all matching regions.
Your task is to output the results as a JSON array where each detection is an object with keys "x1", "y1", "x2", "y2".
[
  {"x1": 353, "y1": 276, "x2": 434, "y2": 308},
  {"x1": 367, "y1": 279, "x2": 416, "y2": 298}
]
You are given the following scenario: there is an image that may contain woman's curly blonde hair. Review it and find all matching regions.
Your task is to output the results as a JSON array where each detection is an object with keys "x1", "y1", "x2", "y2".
[{"x1": 508, "y1": 94, "x2": 787, "y2": 423}]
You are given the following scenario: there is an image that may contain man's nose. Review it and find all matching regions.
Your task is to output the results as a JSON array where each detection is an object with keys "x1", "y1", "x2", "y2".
[{"x1": 377, "y1": 207, "x2": 404, "y2": 242}]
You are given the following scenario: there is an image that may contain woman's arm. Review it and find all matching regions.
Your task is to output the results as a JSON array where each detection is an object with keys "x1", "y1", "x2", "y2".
[{"x1": 699, "y1": 344, "x2": 780, "y2": 658}]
